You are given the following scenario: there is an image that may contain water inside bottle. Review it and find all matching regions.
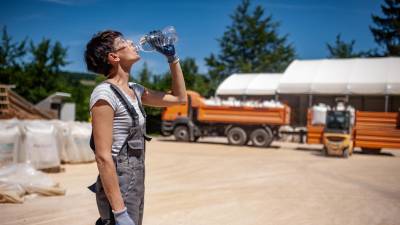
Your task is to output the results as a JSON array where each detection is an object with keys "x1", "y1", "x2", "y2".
[
  {"x1": 162, "y1": 26, "x2": 178, "y2": 45},
  {"x1": 137, "y1": 36, "x2": 155, "y2": 52},
  {"x1": 136, "y1": 26, "x2": 178, "y2": 52}
]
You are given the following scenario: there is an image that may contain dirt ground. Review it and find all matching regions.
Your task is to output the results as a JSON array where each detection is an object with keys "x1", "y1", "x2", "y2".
[{"x1": 1, "y1": 137, "x2": 400, "y2": 225}]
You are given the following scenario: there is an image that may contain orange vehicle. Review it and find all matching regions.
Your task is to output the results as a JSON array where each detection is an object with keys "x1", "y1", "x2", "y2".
[
  {"x1": 354, "y1": 111, "x2": 400, "y2": 153},
  {"x1": 307, "y1": 108, "x2": 400, "y2": 155},
  {"x1": 161, "y1": 91, "x2": 291, "y2": 147}
]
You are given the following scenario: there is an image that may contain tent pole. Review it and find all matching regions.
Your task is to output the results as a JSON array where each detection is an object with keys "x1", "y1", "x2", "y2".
[
  {"x1": 275, "y1": 93, "x2": 279, "y2": 101},
  {"x1": 308, "y1": 94, "x2": 313, "y2": 107},
  {"x1": 385, "y1": 95, "x2": 389, "y2": 112}
]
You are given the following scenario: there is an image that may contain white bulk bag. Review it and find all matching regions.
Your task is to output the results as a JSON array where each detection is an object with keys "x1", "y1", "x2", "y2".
[
  {"x1": 65, "y1": 122, "x2": 94, "y2": 163},
  {"x1": 0, "y1": 121, "x2": 21, "y2": 167},
  {"x1": 50, "y1": 120, "x2": 70, "y2": 163},
  {"x1": 22, "y1": 121, "x2": 60, "y2": 169},
  {"x1": 311, "y1": 104, "x2": 329, "y2": 125},
  {"x1": 262, "y1": 100, "x2": 275, "y2": 108},
  {"x1": 346, "y1": 105, "x2": 356, "y2": 126},
  {"x1": 0, "y1": 163, "x2": 65, "y2": 203},
  {"x1": 204, "y1": 97, "x2": 222, "y2": 106},
  {"x1": 278, "y1": 125, "x2": 294, "y2": 142},
  {"x1": 76, "y1": 122, "x2": 94, "y2": 162}
]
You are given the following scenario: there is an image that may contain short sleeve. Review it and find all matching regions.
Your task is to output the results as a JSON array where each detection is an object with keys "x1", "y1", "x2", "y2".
[
  {"x1": 89, "y1": 83, "x2": 118, "y2": 112},
  {"x1": 130, "y1": 82, "x2": 145, "y2": 99}
]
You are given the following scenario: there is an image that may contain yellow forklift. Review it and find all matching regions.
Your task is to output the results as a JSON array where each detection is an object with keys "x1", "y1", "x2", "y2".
[{"x1": 322, "y1": 109, "x2": 354, "y2": 158}]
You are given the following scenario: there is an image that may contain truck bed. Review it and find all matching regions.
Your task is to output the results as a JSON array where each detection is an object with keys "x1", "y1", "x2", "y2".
[
  {"x1": 354, "y1": 111, "x2": 400, "y2": 149},
  {"x1": 197, "y1": 105, "x2": 290, "y2": 125}
]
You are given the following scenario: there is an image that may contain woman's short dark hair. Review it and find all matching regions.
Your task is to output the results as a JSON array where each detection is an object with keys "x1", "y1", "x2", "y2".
[{"x1": 85, "y1": 30, "x2": 122, "y2": 76}]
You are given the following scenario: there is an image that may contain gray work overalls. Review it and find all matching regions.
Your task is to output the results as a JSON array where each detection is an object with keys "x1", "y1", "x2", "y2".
[{"x1": 89, "y1": 82, "x2": 152, "y2": 225}]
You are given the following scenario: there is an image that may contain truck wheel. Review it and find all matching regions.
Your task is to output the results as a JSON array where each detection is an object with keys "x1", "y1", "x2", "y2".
[
  {"x1": 361, "y1": 148, "x2": 381, "y2": 154},
  {"x1": 250, "y1": 128, "x2": 273, "y2": 147},
  {"x1": 227, "y1": 127, "x2": 247, "y2": 145},
  {"x1": 174, "y1": 125, "x2": 189, "y2": 142}
]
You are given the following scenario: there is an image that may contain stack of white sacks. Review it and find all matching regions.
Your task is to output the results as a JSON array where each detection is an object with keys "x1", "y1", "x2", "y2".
[
  {"x1": 204, "y1": 96, "x2": 284, "y2": 108},
  {"x1": 311, "y1": 103, "x2": 355, "y2": 126},
  {"x1": 0, "y1": 119, "x2": 94, "y2": 170},
  {"x1": 311, "y1": 104, "x2": 331, "y2": 125}
]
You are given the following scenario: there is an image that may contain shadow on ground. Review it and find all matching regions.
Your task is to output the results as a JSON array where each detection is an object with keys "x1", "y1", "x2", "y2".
[
  {"x1": 306, "y1": 149, "x2": 395, "y2": 158},
  {"x1": 158, "y1": 138, "x2": 395, "y2": 157},
  {"x1": 158, "y1": 138, "x2": 281, "y2": 149}
]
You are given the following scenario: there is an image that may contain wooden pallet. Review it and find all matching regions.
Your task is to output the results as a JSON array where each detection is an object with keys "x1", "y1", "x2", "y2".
[
  {"x1": 0, "y1": 84, "x2": 53, "y2": 119},
  {"x1": 0, "y1": 85, "x2": 11, "y2": 117}
]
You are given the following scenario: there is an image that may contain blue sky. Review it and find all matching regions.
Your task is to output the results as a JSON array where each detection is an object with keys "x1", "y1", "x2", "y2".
[{"x1": 0, "y1": 0, "x2": 382, "y2": 78}]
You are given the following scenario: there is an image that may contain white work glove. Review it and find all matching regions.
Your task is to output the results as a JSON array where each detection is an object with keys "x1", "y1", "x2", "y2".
[{"x1": 113, "y1": 207, "x2": 135, "y2": 225}]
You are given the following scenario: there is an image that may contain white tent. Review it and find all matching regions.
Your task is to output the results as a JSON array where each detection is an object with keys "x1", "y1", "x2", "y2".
[
  {"x1": 216, "y1": 73, "x2": 282, "y2": 96},
  {"x1": 278, "y1": 57, "x2": 400, "y2": 95}
]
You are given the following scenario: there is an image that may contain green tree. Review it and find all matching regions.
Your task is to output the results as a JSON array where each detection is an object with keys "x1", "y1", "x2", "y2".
[
  {"x1": 180, "y1": 58, "x2": 209, "y2": 96},
  {"x1": 370, "y1": 0, "x2": 400, "y2": 56},
  {"x1": 137, "y1": 62, "x2": 152, "y2": 88},
  {"x1": 18, "y1": 38, "x2": 68, "y2": 103},
  {"x1": 148, "y1": 58, "x2": 209, "y2": 96},
  {"x1": 0, "y1": 26, "x2": 27, "y2": 84},
  {"x1": 0, "y1": 27, "x2": 69, "y2": 103},
  {"x1": 0, "y1": 27, "x2": 99, "y2": 121},
  {"x1": 326, "y1": 34, "x2": 371, "y2": 58},
  {"x1": 205, "y1": 0, "x2": 295, "y2": 95}
]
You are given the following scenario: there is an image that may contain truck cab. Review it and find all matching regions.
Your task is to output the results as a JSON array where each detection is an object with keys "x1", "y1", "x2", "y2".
[{"x1": 161, "y1": 91, "x2": 202, "y2": 141}]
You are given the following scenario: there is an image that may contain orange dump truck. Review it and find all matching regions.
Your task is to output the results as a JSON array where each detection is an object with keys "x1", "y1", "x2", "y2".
[
  {"x1": 307, "y1": 109, "x2": 400, "y2": 153},
  {"x1": 161, "y1": 91, "x2": 291, "y2": 147}
]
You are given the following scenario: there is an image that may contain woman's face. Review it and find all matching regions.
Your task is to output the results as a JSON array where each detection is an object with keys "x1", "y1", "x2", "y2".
[{"x1": 112, "y1": 36, "x2": 141, "y2": 66}]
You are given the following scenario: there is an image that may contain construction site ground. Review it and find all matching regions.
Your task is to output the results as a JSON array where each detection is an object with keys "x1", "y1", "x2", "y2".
[{"x1": 2, "y1": 137, "x2": 400, "y2": 225}]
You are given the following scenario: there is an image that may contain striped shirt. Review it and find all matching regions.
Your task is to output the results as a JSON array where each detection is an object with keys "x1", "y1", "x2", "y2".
[{"x1": 89, "y1": 81, "x2": 145, "y2": 156}]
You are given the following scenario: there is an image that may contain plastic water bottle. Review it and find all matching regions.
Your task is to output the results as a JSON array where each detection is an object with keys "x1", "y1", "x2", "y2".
[{"x1": 136, "y1": 26, "x2": 178, "y2": 52}]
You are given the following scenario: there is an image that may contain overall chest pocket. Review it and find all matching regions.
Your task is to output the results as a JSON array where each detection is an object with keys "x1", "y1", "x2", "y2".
[
  {"x1": 127, "y1": 125, "x2": 145, "y2": 151},
  {"x1": 127, "y1": 139, "x2": 144, "y2": 150}
]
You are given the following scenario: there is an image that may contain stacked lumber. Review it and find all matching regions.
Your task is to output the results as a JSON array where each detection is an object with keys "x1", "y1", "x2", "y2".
[
  {"x1": 354, "y1": 111, "x2": 400, "y2": 149},
  {"x1": 0, "y1": 84, "x2": 53, "y2": 120}
]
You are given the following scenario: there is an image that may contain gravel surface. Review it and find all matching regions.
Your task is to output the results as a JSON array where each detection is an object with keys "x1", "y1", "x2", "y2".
[{"x1": 2, "y1": 137, "x2": 400, "y2": 225}]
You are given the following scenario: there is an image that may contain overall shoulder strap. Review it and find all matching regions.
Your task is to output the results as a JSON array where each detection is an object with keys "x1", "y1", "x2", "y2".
[
  {"x1": 90, "y1": 82, "x2": 144, "y2": 154},
  {"x1": 130, "y1": 83, "x2": 152, "y2": 142},
  {"x1": 104, "y1": 81, "x2": 139, "y2": 126},
  {"x1": 130, "y1": 83, "x2": 147, "y2": 118}
]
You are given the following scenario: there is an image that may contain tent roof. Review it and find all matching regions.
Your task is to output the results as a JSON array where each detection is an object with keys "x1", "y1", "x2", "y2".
[
  {"x1": 216, "y1": 73, "x2": 282, "y2": 96},
  {"x1": 277, "y1": 57, "x2": 400, "y2": 95}
]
